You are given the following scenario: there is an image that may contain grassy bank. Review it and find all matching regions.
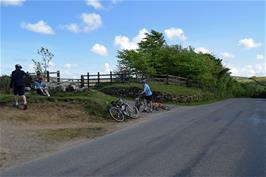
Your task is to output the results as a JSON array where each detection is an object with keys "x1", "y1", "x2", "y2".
[
  {"x1": 0, "y1": 89, "x2": 117, "y2": 119},
  {"x1": 99, "y1": 81, "x2": 216, "y2": 104}
]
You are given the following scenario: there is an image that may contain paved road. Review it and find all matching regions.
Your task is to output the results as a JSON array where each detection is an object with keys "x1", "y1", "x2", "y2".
[{"x1": 1, "y1": 99, "x2": 265, "y2": 177}]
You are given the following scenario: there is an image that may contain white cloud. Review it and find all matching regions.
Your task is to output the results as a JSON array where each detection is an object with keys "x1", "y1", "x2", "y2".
[
  {"x1": 61, "y1": 13, "x2": 102, "y2": 33},
  {"x1": 241, "y1": 65, "x2": 256, "y2": 76},
  {"x1": 228, "y1": 63, "x2": 265, "y2": 77},
  {"x1": 48, "y1": 61, "x2": 54, "y2": 68},
  {"x1": 91, "y1": 43, "x2": 108, "y2": 56},
  {"x1": 256, "y1": 54, "x2": 264, "y2": 60},
  {"x1": 1, "y1": 0, "x2": 25, "y2": 6},
  {"x1": 60, "y1": 70, "x2": 80, "y2": 79},
  {"x1": 133, "y1": 28, "x2": 148, "y2": 43},
  {"x1": 239, "y1": 38, "x2": 262, "y2": 48},
  {"x1": 64, "y1": 63, "x2": 78, "y2": 69},
  {"x1": 114, "y1": 28, "x2": 148, "y2": 50},
  {"x1": 228, "y1": 66, "x2": 239, "y2": 76},
  {"x1": 221, "y1": 52, "x2": 235, "y2": 59},
  {"x1": 255, "y1": 63, "x2": 266, "y2": 75},
  {"x1": 85, "y1": 0, "x2": 103, "y2": 9},
  {"x1": 194, "y1": 47, "x2": 210, "y2": 54},
  {"x1": 104, "y1": 63, "x2": 113, "y2": 72},
  {"x1": 28, "y1": 64, "x2": 35, "y2": 72},
  {"x1": 60, "y1": 23, "x2": 80, "y2": 33},
  {"x1": 81, "y1": 13, "x2": 102, "y2": 32},
  {"x1": 115, "y1": 36, "x2": 138, "y2": 50},
  {"x1": 164, "y1": 27, "x2": 187, "y2": 41},
  {"x1": 21, "y1": 20, "x2": 55, "y2": 35}
]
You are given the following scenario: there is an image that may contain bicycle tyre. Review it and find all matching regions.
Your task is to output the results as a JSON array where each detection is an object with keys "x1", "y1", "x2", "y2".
[
  {"x1": 162, "y1": 105, "x2": 170, "y2": 111},
  {"x1": 109, "y1": 107, "x2": 125, "y2": 122},
  {"x1": 125, "y1": 105, "x2": 139, "y2": 119}
]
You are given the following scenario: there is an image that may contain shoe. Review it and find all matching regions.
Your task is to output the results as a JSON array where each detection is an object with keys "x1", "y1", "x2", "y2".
[
  {"x1": 23, "y1": 104, "x2": 28, "y2": 110},
  {"x1": 14, "y1": 104, "x2": 19, "y2": 109}
]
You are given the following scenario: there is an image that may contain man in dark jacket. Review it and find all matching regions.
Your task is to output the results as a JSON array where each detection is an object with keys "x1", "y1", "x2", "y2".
[{"x1": 10, "y1": 64, "x2": 28, "y2": 110}]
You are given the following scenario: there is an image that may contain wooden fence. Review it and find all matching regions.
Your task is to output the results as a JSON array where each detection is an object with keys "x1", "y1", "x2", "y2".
[
  {"x1": 29, "y1": 71, "x2": 60, "y2": 84},
  {"x1": 30, "y1": 71, "x2": 200, "y2": 88}
]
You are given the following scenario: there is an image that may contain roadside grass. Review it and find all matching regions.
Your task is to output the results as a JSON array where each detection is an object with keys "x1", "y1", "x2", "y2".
[
  {"x1": 0, "y1": 94, "x2": 13, "y2": 103},
  {"x1": 173, "y1": 97, "x2": 228, "y2": 106}
]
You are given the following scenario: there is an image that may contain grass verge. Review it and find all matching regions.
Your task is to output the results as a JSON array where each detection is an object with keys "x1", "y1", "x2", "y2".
[{"x1": 0, "y1": 89, "x2": 117, "y2": 119}]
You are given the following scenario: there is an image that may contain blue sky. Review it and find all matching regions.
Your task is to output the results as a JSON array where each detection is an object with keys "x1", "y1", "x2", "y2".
[{"x1": 1, "y1": 0, "x2": 265, "y2": 78}]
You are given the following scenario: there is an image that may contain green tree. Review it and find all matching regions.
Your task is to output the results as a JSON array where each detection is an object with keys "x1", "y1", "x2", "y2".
[
  {"x1": 116, "y1": 29, "x2": 250, "y2": 97},
  {"x1": 32, "y1": 47, "x2": 54, "y2": 73}
]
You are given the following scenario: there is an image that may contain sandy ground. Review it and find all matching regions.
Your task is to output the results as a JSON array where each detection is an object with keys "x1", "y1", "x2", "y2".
[
  {"x1": 0, "y1": 101, "x2": 171, "y2": 170},
  {"x1": 0, "y1": 102, "x2": 117, "y2": 169}
]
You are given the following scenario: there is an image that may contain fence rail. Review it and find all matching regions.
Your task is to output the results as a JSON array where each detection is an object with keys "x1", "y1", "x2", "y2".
[
  {"x1": 27, "y1": 70, "x2": 199, "y2": 89},
  {"x1": 29, "y1": 71, "x2": 60, "y2": 83}
]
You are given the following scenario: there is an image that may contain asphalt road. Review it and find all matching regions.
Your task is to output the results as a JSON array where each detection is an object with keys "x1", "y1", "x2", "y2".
[{"x1": 1, "y1": 98, "x2": 265, "y2": 177}]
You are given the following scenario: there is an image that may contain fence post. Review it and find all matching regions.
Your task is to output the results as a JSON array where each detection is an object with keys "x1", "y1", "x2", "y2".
[
  {"x1": 97, "y1": 72, "x2": 100, "y2": 87},
  {"x1": 57, "y1": 71, "x2": 60, "y2": 84},
  {"x1": 46, "y1": 71, "x2": 50, "y2": 82},
  {"x1": 110, "y1": 71, "x2": 113, "y2": 83},
  {"x1": 186, "y1": 79, "x2": 189, "y2": 87},
  {"x1": 87, "y1": 72, "x2": 90, "y2": 89},
  {"x1": 81, "y1": 75, "x2": 84, "y2": 88},
  {"x1": 166, "y1": 75, "x2": 169, "y2": 84}
]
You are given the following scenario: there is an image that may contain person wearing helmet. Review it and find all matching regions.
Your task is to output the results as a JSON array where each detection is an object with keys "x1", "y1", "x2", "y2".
[
  {"x1": 140, "y1": 79, "x2": 153, "y2": 112},
  {"x1": 9, "y1": 64, "x2": 28, "y2": 110}
]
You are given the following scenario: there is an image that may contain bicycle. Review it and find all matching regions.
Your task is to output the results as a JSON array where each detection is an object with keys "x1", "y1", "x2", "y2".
[
  {"x1": 134, "y1": 95, "x2": 145, "y2": 112},
  {"x1": 109, "y1": 98, "x2": 139, "y2": 122},
  {"x1": 135, "y1": 94, "x2": 170, "y2": 112},
  {"x1": 134, "y1": 94, "x2": 154, "y2": 113}
]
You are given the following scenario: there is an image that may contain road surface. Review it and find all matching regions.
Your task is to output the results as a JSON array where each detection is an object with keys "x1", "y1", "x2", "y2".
[{"x1": 1, "y1": 98, "x2": 265, "y2": 177}]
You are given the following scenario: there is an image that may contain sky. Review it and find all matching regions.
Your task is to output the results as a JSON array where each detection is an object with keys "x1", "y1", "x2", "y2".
[{"x1": 1, "y1": 0, "x2": 265, "y2": 78}]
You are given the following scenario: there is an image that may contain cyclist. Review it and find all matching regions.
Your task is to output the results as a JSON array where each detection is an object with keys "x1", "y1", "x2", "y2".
[
  {"x1": 140, "y1": 79, "x2": 153, "y2": 112},
  {"x1": 9, "y1": 64, "x2": 28, "y2": 110}
]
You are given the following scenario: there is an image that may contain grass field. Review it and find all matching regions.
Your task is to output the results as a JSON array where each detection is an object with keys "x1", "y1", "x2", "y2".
[{"x1": 234, "y1": 76, "x2": 266, "y2": 84}]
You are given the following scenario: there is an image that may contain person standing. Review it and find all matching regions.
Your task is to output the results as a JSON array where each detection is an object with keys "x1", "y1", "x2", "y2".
[
  {"x1": 141, "y1": 79, "x2": 153, "y2": 112},
  {"x1": 9, "y1": 64, "x2": 28, "y2": 110}
]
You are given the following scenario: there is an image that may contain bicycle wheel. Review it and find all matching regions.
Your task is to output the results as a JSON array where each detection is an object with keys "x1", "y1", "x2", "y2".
[
  {"x1": 162, "y1": 105, "x2": 170, "y2": 111},
  {"x1": 109, "y1": 107, "x2": 125, "y2": 122},
  {"x1": 125, "y1": 105, "x2": 139, "y2": 119}
]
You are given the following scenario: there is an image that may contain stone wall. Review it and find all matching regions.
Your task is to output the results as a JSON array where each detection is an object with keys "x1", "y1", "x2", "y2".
[{"x1": 100, "y1": 87, "x2": 205, "y2": 103}]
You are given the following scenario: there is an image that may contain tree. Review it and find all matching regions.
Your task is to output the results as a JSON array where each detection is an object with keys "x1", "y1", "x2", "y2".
[
  {"x1": 116, "y1": 29, "x2": 249, "y2": 97},
  {"x1": 32, "y1": 47, "x2": 54, "y2": 73},
  {"x1": 117, "y1": 30, "x2": 166, "y2": 75}
]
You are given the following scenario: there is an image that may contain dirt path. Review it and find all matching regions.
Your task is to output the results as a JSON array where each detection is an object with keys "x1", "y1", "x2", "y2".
[{"x1": 0, "y1": 102, "x2": 172, "y2": 169}]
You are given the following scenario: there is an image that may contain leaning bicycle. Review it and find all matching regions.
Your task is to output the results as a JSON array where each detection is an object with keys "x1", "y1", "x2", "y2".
[{"x1": 108, "y1": 98, "x2": 139, "y2": 122}]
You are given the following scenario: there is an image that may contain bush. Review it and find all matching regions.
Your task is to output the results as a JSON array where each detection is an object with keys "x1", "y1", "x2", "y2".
[{"x1": 0, "y1": 75, "x2": 11, "y2": 93}]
